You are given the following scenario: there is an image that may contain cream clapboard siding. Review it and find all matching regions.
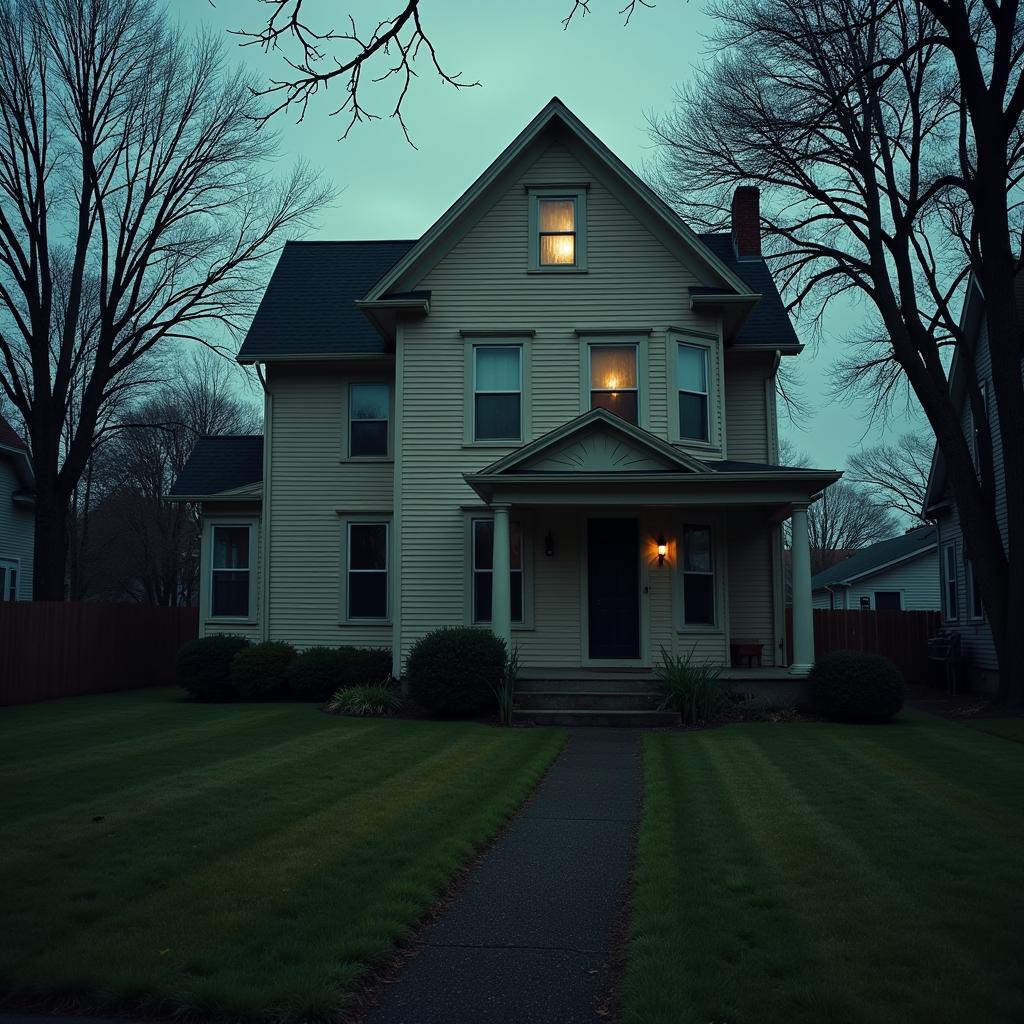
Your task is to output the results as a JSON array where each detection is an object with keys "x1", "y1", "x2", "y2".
[
  {"x1": 0, "y1": 456, "x2": 33, "y2": 600},
  {"x1": 397, "y1": 139, "x2": 748, "y2": 667},
  {"x1": 725, "y1": 509, "x2": 780, "y2": 664},
  {"x1": 199, "y1": 501, "x2": 262, "y2": 642},
  {"x1": 935, "y1": 316, "x2": 1002, "y2": 671},
  {"x1": 811, "y1": 551, "x2": 940, "y2": 611},
  {"x1": 266, "y1": 364, "x2": 395, "y2": 649},
  {"x1": 724, "y1": 353, "x2": 775, "y2": 462}
]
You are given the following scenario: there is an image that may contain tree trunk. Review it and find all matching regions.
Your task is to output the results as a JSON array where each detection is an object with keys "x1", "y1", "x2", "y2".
[{"x1": 32, "y1": 482, "x2": 70, "y2": 600}]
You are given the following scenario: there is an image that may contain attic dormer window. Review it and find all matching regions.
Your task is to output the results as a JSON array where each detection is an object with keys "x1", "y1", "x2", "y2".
[{"x1": 527, "y1": 185, "x2": 588, "y2": 271}]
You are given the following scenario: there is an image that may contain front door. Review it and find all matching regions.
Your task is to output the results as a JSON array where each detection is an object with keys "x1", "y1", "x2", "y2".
[{"x1": 587, "y1": 518, "x2": 640, "y2": 660}]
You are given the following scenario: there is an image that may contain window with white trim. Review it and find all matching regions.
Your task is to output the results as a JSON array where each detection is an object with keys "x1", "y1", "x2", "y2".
[
  {"x1": 474, "y1": 345, "x2": 522, "y2": 441},
  {"x1": 528, "y1": 187, "x2": 587, "y2": 271},
  {"x1": 347, "y1": 522, "x2": 389, "y2": 620},
  {"x1": 472, "y1": 518, "x2": 524, "y2": 624},
  {"x1": 210, "y1": 526, "x2": 251, "y2": 618},
  {"x1": 681, "y1": 525, "x2": 715, "y2": 625},
  {"x1": 349, "y1": 383, "x2": 389, "y2": 457},
  {"x1": 677, "y1": 343, "x2": 710, "y2": 442},
  {"x1": 942, "y1": 542, "x2": 958, "y2": 620},
  {"x1": 966, "y1": 558, "x2": 983, "y2": 620},
  {"x1": 0, "y1": 559, "x2": 18, "y2": 601},
  {"x1": 589, "y1": 344, "x2": 639, "y2": 424}
]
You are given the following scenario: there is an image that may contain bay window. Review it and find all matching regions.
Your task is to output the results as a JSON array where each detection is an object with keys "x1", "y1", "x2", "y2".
[
  {"x1": 682, "y1": 525, "x2": 715, "y2": 625},
  {"x1": 474, "y1": 345, "x2": 522, "y2": 441},
  {"x1": 677, "y1": 343, "x2": 710, "y2": 442},
  {"x1": 589, "y1": 344, "x2": 639, "y2": 424},
  {"x1": 472, "y1": 518, "x2": 524, "y2": 624},
  {"x1": 347, "y1": 522, "x2": 389, "y2": 620},
  {"x1": 211, "y1": 525, "x2": 252, "y2": 618}
]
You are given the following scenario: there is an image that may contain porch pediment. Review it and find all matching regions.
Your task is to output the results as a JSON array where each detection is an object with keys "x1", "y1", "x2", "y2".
[{"x1": 476, "y1": 409, "x2": 709, "y2": 477}]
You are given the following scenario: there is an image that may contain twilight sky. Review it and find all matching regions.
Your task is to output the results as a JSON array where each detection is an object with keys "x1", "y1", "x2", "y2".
[{"x1": 188, "y1": 0, "x2": 927, "y2": 470}]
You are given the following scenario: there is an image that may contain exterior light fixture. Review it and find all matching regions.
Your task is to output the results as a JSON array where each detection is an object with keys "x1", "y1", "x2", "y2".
[
  {"x1": 545, "y1": 531, "x2": 555, "y2": 557},
  {"x1": 657, "y1": 534, "x2": 667, "y2": 566}
]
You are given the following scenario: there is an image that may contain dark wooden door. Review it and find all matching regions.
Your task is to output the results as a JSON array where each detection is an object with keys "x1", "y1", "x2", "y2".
[{"x1": 587, "y1": 518, "x2": 640, "y2": 659}]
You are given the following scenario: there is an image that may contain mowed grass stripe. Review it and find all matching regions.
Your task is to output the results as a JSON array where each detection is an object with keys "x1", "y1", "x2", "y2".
[
  {"x1": 624, "y1": 717, "x2": 1024, "y2": 1024},
  {"x1": 0, "y1": 692, "x2": 564, "y2": 1020}
]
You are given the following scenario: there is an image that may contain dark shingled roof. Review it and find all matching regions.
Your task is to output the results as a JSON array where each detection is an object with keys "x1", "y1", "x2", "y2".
[
  {"x1": 169, "y1": 436, "x2": 264, "y2": 498},
  {"x1": 811, "y1": 526, "x2": 937, "y2": 590},
  {"x1": 0, "y1": 413, "x2": 27, "y2": 452},
  {"x1": 237, "y1": 240, "x2": 417, "y2": 360},
  {"x1": 697, "y1": 233, "x2": 801, "y2": 349}
]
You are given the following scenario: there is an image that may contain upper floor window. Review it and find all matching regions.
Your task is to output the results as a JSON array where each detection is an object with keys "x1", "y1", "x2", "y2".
[
  {"x1": 589, "y1": 344, "x2": 638, "y2": 424},
  {"x1": 349, "y1": 383, "x2": 389, "y2": 457},
  {"x1": 474, "y1": 345, "x2": 522, "y2": 441},
  {"x1": 527, "y1": 186, "x2": 588, "y2": 271},
  {"x1": 211, "y1": 525, "x2": 252, "y2": 618},
  {"x1": 677, "y1": 343, "x2": 709, "y2": 442},
  {"x1": 971, "y1": 381, "x2": 989, "y2": 467}
]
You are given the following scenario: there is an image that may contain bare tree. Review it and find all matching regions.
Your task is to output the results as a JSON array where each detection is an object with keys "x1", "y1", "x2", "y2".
[
  {"x1": 648, "y1": 0, "x2": 1024, "y2": 701},
  {"x1": 805, "y1": 482, "x2": 899, "y2": 575},
  {"x1": 73, "y1": 350, "x2": 261, "y2": 604},
  {"x1": 238, "y1": 1, "x2": 654, "y2": 140},
  {"x1": 0, "y1": 0, "x2": 331, "y2": 599},
  {"x1": 848, "y1": 434, "x2": 934, "y2": 523}
]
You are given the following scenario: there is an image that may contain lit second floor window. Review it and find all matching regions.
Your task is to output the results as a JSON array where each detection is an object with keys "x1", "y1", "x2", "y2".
[
  {"x1": 590, "y1": 345, "x2": 638, "y2": 424},
  {"x1": 678, "y1": 343, "x2": 709, "y2": 442},
  {"x1": 211, "y1": 525, "x2": 251, "y2": 618},
  {"x1": 474, "y1": 346, "x2": 522, "y2": 441},
  {"x1": 349, "y1": 383, "x2": 389, "y2": 457},
  {"x1": 538, "y1": 197, "x2": 576, "y2": 266}
]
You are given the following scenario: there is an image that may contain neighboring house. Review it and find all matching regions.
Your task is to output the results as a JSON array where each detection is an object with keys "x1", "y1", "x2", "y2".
[
  {"x1": 0, "y1": 414, "x2": 34, "y2": 601},
  {"x1": 170, "y1": 98, "x2": 840, "y2": 685},
  {"x1": 923, "y1": 274, "x2": 1013, "y2": 693},
  {"x1": 811, "y1": 527, "x2": 939, "y2": 611}
]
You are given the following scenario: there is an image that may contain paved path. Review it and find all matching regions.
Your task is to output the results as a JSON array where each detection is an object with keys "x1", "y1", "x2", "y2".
[{"x1": 363, "y1": 729, "x2": 642, "y2": 1024}]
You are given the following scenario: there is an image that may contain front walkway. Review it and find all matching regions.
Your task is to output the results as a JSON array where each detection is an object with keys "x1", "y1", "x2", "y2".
[{"x1": 363, "y1": 730, "x2": 641, "y2": 1024}]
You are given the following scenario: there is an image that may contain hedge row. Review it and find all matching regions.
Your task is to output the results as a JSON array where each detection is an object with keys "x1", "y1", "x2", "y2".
[{"x1": 176, "y1": 636, "x2": 391, "y2": 702}]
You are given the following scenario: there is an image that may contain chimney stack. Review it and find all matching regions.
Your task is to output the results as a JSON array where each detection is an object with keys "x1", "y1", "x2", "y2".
[{"x1": 731, "y1": 186, "x2": 761, "y2": 259}]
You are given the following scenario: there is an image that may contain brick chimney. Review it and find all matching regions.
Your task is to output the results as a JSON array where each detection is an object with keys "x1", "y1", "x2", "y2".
[{"x1": 731, "y1": 186, "x2": 761, "y2": 259}]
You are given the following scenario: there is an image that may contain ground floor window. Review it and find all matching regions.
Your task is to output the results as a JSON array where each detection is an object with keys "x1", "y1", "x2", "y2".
[
  {"x1": 942, "y1": 542, "x2": 958, "y2": 620},
  {"x1": 0, "y1": 559, "x2": 18, "y2": 601},
  {"x1": 874, "y1": 591, "x2": 902, "y2": 611},
  {"x1": 966, "y1": 558, "x2": 983, "y2": 620},
  {"x1": 211, "y1": 526, "x2": 251, "y2": 618},
  {"x1": 347, "y1": 522, "x2": 389, "y2": 620},
  {"x1": 472, "y1": 518, "x2": 523, "y2": 624},
  {"x1": 681, "y1": 525, "x2": 714, "y2": 625}
]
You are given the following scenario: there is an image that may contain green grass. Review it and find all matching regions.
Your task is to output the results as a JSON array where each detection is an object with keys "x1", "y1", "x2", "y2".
[
  {"x1": 962, "y1": 717, "x2": 1024, "y2": 743},
  {"x1": 0, "y1": 688, "x2": 563, "y2": 1021},
  {"x1": 623, "y1": 711, "x2": 1024, "y2": 1024}
]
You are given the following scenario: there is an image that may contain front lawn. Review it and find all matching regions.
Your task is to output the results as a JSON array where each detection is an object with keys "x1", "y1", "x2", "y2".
[
  {"x1": 623, "y1": 711, "x2": 1024, "y2": 1024},
  {"x1": 0, "y1": 688, "x2": 563, "y2": 1020}
]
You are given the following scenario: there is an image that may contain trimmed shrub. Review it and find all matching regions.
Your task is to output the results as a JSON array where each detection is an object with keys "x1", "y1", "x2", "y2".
[
  {"x1": 176, "y1": 634, "x2": 251, "y2": 701},
  {"x1": 808, "y1": 650, "x2": 905, "y2": 723},
  {"x1": 230, "y1": 642, "x2": 297, "y2": 701},
  {"x1": 325, "y1": 683, "x2": 402, "y2": 717},
  {"x1": 284, "y1": 646, "x2": 392, "y2": 702},
  {"x1": 406, "y1": 627, "x2": 506, "y2": 717}
]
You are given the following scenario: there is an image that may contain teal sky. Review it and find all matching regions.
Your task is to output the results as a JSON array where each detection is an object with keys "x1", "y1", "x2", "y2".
[{"x1": 190, "y1": 0, "x2": 926, "y2": 471}]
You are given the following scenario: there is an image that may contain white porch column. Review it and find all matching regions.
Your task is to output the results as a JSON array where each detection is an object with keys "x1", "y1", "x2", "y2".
[
  {"x1": 491, "y1": 505, "x2": 512, "y2": 650},
  {"x1": 789, "y1": 501, "x2": 814, "y2": 674}
]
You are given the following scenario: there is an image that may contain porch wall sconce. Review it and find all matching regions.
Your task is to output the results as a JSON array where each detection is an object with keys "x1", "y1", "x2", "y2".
[
  {"x1": 657, "y1": 534, "x2": 668, "y2": 567},
  {"x1": 545, "y1": 531, "x2": 555, "y2": 557}
]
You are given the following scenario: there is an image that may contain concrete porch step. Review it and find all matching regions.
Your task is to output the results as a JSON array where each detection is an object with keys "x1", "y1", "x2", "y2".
[
  {"x1": 516, "y1": 677, "x2": 659, "y2": 694},
  {"x1": 515, "y1": 690, "x2": 662, "y2": 711},
  {"x1": 512, "y1": 708, "x2": 681, "y2": 728}
]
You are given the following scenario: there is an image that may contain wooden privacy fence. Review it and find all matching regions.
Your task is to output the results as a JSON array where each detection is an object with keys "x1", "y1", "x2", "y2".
[
  {"x1": 786, "y1": 608, "x2": 942, "y2": 683},
  {"x1": 0, "y1": 602, "x2": 199, "y2": 706}
]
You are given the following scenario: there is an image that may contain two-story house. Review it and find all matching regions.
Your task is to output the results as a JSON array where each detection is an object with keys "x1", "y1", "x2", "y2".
[
  {"x1": 170, "y1": 99, "x2": 840, "y2": 697},
  {"x1": 0, "y1": 413, "x2": 34, "y2": 601}
]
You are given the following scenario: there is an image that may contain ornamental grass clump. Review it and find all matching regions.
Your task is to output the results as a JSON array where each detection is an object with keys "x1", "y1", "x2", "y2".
[
  {"x1": 325, "y1": 682, "x2": 402, "y2": 717},
  {"x1": 656, "y1": 644, "x2": 727, "y2": 725}
]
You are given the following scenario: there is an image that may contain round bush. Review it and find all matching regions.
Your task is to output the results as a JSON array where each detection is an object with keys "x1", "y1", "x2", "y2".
[
  {"x1": 176, "y1": 634, "x2": 251, "y2": 701},
  {"x1": 230, "y1": 642, "x2": 297, "y2": 701},
  {"x1": 284, "y1": 646, "x2": 392, "y2": 702},
  {"x1": 406, "y1": 627, "x2": 506, "y2": 717},
  {"x1": 808, "y1": 650, "x2": 905, "y2": 723}
]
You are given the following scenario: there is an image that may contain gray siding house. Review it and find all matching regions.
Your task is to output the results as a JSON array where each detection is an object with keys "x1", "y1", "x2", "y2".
[
  {"x1": 0, "y1": 414, "x2": 34, "y2": 601},
  {"x1": 170, "y1": 99, "x2": 840, "y2": 687},
  {"x1": 811, "y1": 527, "x2": 939, "y2": 611},
  {"x1": 923, "y1": 276, "x2": 1012, "y2": 693}
]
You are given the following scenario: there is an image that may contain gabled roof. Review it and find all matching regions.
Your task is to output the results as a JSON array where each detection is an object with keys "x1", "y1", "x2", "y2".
[
  {"x1": 236, "y1": 241, "x2": 416, "y2": 362},
  {"x1": 811, "y1": 526, "x2": 937, "y2": 590},
  {"x1": 0, "y1": 413, "x2": 33, "y2": 489},
  {"x1": 168, "y1": 436, "x2": 264, "y2": 501}
]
